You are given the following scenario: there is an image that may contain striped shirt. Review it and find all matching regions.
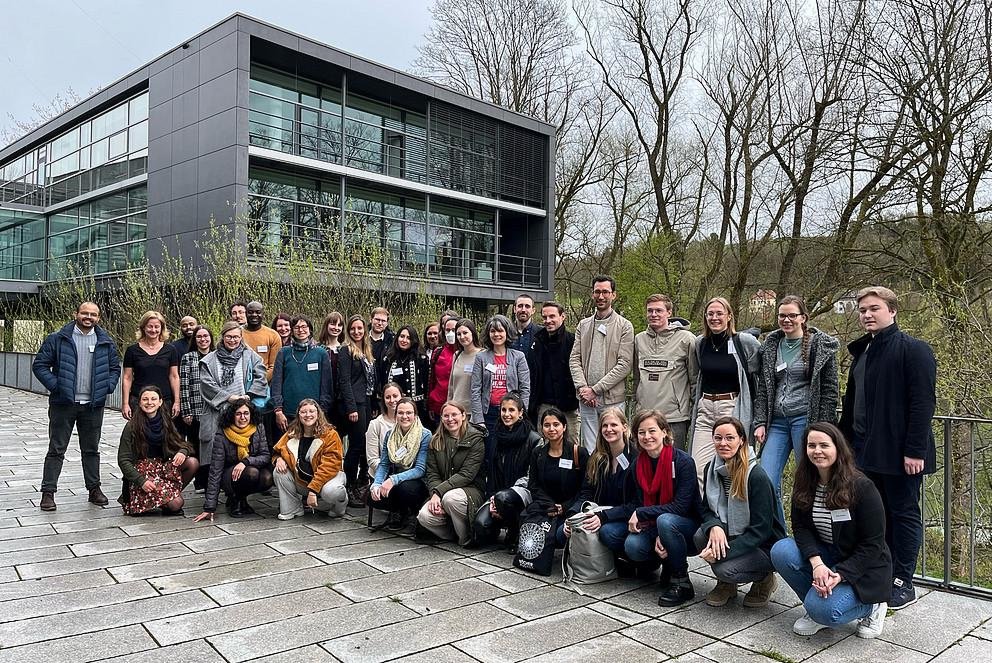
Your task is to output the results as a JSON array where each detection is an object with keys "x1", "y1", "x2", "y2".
[
  {"x1": 812, "y1": 485, "x2": 834, "y2": 544},
  {"x1": 179, "y1": 352, "x2": 206, "y2": 418},
  {"x1": 71, "y1": 325, "x2": 98, "y2": 402}
]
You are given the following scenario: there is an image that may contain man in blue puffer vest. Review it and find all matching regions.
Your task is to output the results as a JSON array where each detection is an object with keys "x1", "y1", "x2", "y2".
[{"x1": 32, "y1": 301, "x2": 121, "y2": 511}]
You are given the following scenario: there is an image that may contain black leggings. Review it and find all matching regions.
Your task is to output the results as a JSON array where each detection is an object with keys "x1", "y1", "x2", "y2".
[
  {"x1": 369, "y1": 479, "x2": 428, "y2": 517},
  {"x1": 221, "y1": 465, "x2": 274, "y2": 499},
  {"x1": 343, "y1": 402, "x2": 371, "y2": 487}
]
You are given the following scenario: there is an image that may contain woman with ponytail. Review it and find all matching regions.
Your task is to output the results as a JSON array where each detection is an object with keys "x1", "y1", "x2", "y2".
[
  {"x1": 753, "y1": 295, "x2": 839, "y2": 522},
  {"x1": 697, "y1": 416, "x2": 785, "y2": 608}
]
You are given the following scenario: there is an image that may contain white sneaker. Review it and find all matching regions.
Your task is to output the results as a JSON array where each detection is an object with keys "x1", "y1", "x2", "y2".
[
  {"x1": 277, "y1": 509, "x2": 304, "y2": 521},
  {"x1": 857, "y1": 602, "x2": 887, "y2": 639},
  {"x1": 793, "y1": 611, "x2": 829, "y2": 636}
]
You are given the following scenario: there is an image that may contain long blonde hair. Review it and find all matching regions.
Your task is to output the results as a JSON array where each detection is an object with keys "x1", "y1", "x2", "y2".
[
  {"x1": 586, "y1": 407, "x2": 631, "y2": 484},
  {"x1": 431, "y1": 400, "x2": 468, "y2": 451},
  {"x1": 702, "y1": 297, "x2": 736, "y2": 337},
  {"x1": 713, "y1": 416, "x2": 750, "y2": 499},
  {"x1": 285, "y1": 398, "x2": 333, "y2": 439}
]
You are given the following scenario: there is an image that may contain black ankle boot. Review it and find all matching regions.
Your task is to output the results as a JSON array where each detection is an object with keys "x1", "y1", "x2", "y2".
[
  {"x1": 240, "y1": 497, "x2": 255, "y2": 515},
  {"x1": 657, "y1": 574, "x2": 694, "y2": 607},
  {"x1": 228, "y1": 497, "x2": 244, "y2": 518}
]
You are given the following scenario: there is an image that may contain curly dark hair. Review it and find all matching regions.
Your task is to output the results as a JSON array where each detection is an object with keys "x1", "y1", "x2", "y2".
[
  {"x1": 792, "y1": 422, "x2": 864, "y2": 511},
  {"x1": 217, "y1": 399, "x2": 260, "y2": 429}
]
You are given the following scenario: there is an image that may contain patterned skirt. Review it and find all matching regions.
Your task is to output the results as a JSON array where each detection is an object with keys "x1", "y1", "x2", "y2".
[{"x1": 121, "y1": 458, "x2": 184, "y2": 515}]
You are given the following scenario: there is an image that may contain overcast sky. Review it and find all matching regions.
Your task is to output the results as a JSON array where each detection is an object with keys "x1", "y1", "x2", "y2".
[{"x1": 0, "y1": 0, "x2": 433, "y2": 139}]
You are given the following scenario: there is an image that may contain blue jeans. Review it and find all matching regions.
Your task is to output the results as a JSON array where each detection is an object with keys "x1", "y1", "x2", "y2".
[
  {"x1": 759, "y1": 414, "x2": 808, "y2": 522},
  {"x1": 624, "y1": 526, "x2": 658, "y2": 562},
  {"x1": 597, "y1": 520, "x2": 629, "y2": 554},
  {"x1": 771, "y1": 538, "x2": 873, "y2": 626},
  {"x1": 656, "y1": 512, "x2": 700, "y2": 575}
]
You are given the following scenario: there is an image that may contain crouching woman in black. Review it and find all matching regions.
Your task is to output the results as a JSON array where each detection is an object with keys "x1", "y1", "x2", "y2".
[
  {"x1": 194, "y1": 400, "x2": 273, "y2": 521},
  {"x1": 697, "y1": 416, "x2": 785, "y2": 608},
  {"x1": 118, "y1": 386, "x2": 199, "y2": 515},
  {"x1": 771, "y1": 422, "x2": 891, "y2": 639},
  {"x1": 473, "y1": 393, "x2": 542, "y2": 549},
  {"x1": 521, "y1": 408, "x2": 589, "y2": 550}
]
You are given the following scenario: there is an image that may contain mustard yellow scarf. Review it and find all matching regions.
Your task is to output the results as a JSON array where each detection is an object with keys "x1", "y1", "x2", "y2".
[{"x1": 224, "y1": 423, "x2": 257, "y2": 460}]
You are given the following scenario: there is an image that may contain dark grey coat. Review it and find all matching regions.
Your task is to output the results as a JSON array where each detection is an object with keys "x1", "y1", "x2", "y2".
[{"x1": 753, "y1": 327, "x2": 839, "y2": 429}]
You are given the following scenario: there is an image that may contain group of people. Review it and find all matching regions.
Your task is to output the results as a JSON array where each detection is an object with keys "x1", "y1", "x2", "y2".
[{"x1": 31, "y1": 280, "x2": 936, "y2": 642}]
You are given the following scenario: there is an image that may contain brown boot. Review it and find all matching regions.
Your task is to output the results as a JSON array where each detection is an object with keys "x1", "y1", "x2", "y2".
[
  {"x1": 88, "y1": 487, "x2": 109, "y2": 506},
  {"x1": 705, "y1": 581, "x2": 738, "y2": 607},
  {"x1": 743, "y1": 573, "x2": 778, "y2": 607},
  {"x1": 40, "y1": 491, "x2": 57, "y2": 511}
]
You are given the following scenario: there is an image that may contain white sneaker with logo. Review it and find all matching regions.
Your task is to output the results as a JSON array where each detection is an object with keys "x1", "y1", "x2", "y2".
[{"x1": 857, "y1": 602, "x2": 887, "y2": 639}]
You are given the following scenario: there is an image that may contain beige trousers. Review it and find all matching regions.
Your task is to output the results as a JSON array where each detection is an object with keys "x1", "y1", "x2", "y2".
[{"x1": 416, "y1": 488, "x2": 470, "y2": 544}]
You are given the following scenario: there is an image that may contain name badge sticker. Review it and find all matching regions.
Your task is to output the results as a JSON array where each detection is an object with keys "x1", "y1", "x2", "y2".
[
  {"x1": 390, "y1": 367, "x2": 404, "y2": 376},
  {"x1": 597, "y1": 324, "x2": 608, "y2": 335},
  {"x1": 463, "y1": 364, "x2": 474, "y2": 373},
  {"x1": 727, "y1": 343, "x2": 735, "y2": 354},
  {"x1": 394, "y1": 447, "x2": 407, "y2": 458},
  {"x1": 559, "y1": 458, "x2": 573, "y2": 470},
  {"x1": 776, "y1": 362, "x2": 787, "y2": 372},
  {"x1": 256, "y1": 345, "x2": 268, "y2": 352},
  {"x1": 307, "y1": 363, "x2": 319, "y2": 371},
  {"x1": 830, "y1": 508, "x2": 852, "y2": 522},
  {"x1": 616, "y1": 453, "x2": 629, "y2": 470},
  {"x1": 88, "y1": 346, "x2": 96, "y2": 353},
  {"x1": 485, "y1": 363, "x2": 497, "y2": 373}
]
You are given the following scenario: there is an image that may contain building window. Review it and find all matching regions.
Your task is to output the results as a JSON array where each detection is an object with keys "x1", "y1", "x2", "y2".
[
  {"x1": 247, "y1": 167, "x2": 341, "y2": 258},
  {"x1": 46, "y1": 184, "x2": 147, "y2": 279},
  {"x1": 0, "y1": 209, "x2": 46, "y2": 280},
  {"x1": 344, "y1": 95, "x2": 427, "y2": 183},
  {"x1": 428, "y1": 200, "x2": 496, "y2": 282}
]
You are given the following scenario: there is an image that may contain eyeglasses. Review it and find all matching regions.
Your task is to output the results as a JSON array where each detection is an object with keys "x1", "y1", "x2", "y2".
[
  {"x1": 778, "y1": 313, "x2": 803, "y2": 321},
  {"x1": 592, "y1": 289, "x2": 613, "y2": 296},
  {"x1": 234, "y1": 411, "x2": 250, "y2": 417},
  {"x1": 293, "y1": 324, "x2": 310, "y2": 330},
  {"x1": 646, "y1": 308, "x2": 667, "y2": 315},
  {"x1": 222, "y1": 334, "x2": 241, "y2": 341}
]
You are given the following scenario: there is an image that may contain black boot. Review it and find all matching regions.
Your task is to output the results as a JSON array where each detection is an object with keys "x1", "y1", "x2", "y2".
[
  {"x1": 240, "y1": 497, "x2": 255, "y2": 515},
  {"x1": 658, "y1": 574, "x2": 695, "y2": 607},
  {"x1": 227, "y1": 497, "x2": 244, "y2": 518}
]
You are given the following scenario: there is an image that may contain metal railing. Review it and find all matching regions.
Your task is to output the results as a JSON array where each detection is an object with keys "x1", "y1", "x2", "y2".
[{"x1": 0, "y1": 351, "x2": 122, "y2": 410}]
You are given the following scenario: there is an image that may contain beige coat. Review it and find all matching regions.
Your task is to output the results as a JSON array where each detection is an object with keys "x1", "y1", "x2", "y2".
[
  {"x1": 632, "y1": 321, "x2": 698, "y2": 422},
  {"x1": 568, "y1": 310, "x2": 635, "y2": 406}
]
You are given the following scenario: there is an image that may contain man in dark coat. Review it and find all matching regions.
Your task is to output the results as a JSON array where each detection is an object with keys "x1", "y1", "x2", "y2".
[
  {"x1": 32, "y1": 301, "x2": 121, "y2": 511},
  {"x1": 839, "y1": 286, "x2": 936, "y2": 610},
  {"x1": 530, "y1": 301, "x2": 580, "y2": 443}
]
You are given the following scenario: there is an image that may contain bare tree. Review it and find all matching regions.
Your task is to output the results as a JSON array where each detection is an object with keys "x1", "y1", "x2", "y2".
[{"x1": 1, "y1": 88, "x2": 84, "y2": 146}]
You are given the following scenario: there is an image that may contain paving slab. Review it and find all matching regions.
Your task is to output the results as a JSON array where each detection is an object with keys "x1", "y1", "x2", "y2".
[
  {"x1": 800, "y1": 634, "x2": 931, "y2": 663},
  {"x1": 659, "y1": 589, "x2": 788, "y2": 639},
  {"x1": 455, "y1": 607, "x2": 623, "y2": 663},
  {"x1": 490, "y1": 584, "x2": 593, "y2": 619},
  {"x1": 254, "y1": 644, "x2": 343, "y2": 662},
  {"x1": 324, "y1": 601, "x2": 522, "y2": 663},
  {"x1": 523, "y1": 631, "x2": 666, "y2": 663},
  {"x1": 70, "y1": 524, "x2": 225, "y2": 555},
  {"x1": 478, "y1": 569, "x2": 548, "y2": 593},
  {"x1": 972, "y1": 618, "x2": 992, "y2": 641},
  {"x1": 587, "y1": 600, "x2": 652, "y2": 625},
  {"x1": 0, "y1": 624, "x2": 156, "y2": 663},
  {"x1": 202, "y1": 559, "x2": 377, "y2": 605},
  {"x1": 147, "y1": 550, "x2": 323, "y2": 593},
  {"x1": 307, "y1": 537, "x2": 423, "y2": 564},
  {"x1": 0, "y1": 544, "x2": 74, "y2": 567},
  {"x1": 184, "y1": 524, "x2": 319, "y2": 553},
  {"x1": 0, "y1": 579, "x2": 158, "y2": 623},
  {"x1": 268, "y1": 527, "x2": 393, "y2": 554},
  {"x1": 879, "y1": 587, "x2": 992, "y2": 654},
  {"x1": 0, "y1": 526, "x2": 122, "y2": 554},
  {"x1": 16, "y1": 541, "x2": 191, "y2": 578},
  {"x1": 620, "y1": 621, "x2": 716, "y2": 657},
  {"x1": 331, "y1": 560, "x2": 481, "y2": 601},
  {"x1": 0, "y1": 568, "x2": 116, "y2": 602},
  {"x1": 384, "y1": 645, "x2": 478, "y2": 663},
  {"x1": 390, "y1": 577, "x2": 508, "y2": 615},
  {"x1": 98, "y1": 639, "x2": 227, "y2": 662},
  {"x1": 362, "y1": 545, "x2": 466, "y2": 572},
  {"x1": 207, "y1": 598, "x2": 417, "y2": 662},
  {"x1": 929, "y1": 636, "x2": 992, "y2": 662},
  {"x1": 145, "y1": 586, "x2": 348, "y2": 645}
]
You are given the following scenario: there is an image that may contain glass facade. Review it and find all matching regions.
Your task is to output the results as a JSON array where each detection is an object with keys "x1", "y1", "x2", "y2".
[
  {"x1": 247, "y1": 64, "x2": 546, "y2": 209},
  {"x1": 46, "y1": 185, "x2": 147, "y2": 279},
  {"x1": 246, "y1": 166, "x2": 515, "y2": 284},
  {"x1": 0, "y1": 209, "x2": 45, "y2": 280},
  {"x1": 0, "y1": 92, "x2": 149, "y2": 207}
]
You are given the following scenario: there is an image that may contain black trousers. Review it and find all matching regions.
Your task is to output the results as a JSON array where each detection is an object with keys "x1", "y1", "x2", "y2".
[
  {"x1": 343, "y1": 402, "x2": 371, "y2": 487},
  {"x1": 867, "y1": 470, "x2": 924, "y2": 583},
  {"x1": 369, "y1": 479, "x2": 428, "y2": 517},
  {"x1": 42, "y1": 403, "x2": 105, "y2": 492},
  {"x1": 221, "y1": 465, "x2": 274, "y2": 500}
]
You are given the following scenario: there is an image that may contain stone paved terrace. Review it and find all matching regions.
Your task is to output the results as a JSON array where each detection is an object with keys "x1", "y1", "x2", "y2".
[{"x1": 0, "y1": 385, "x2": 990, "y2": 663}]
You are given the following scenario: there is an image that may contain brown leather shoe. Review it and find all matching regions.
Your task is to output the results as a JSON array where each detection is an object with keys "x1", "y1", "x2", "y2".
[
  {"x1": 743, "y1": 572, "x2": 778, "y2": 607},
  {"x1": 88, "y1": 487, "x2": 109, "y2": 506},
  {"x1": 40, "y1": 491, "x2": 57, "y2": 511},
  {"x1": 705, "y1": 581, "x2": 738, "y2": 607}
]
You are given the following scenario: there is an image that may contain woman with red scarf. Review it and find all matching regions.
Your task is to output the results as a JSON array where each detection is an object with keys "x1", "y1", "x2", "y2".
[{"x1": 627, "y1": 409, "x2": 702, "y2": 607}]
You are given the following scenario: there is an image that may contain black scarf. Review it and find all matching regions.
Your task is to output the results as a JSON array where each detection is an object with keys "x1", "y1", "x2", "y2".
[
  {"x1": 145, "y1": 413, "x2": 165, "y2": 459},
  {"x1": 495, "y1": 420, "x2": 531, "y2": 450},
  {"x1": 297, "y1": 436, "x2": 315, "y2": 484},
  {"x1": 215, "y1": 344, "x2": 246, "y2": 387}
]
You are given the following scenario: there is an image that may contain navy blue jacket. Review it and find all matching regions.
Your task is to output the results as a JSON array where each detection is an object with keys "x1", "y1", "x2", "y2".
[
  {"x1": 839, "y1": 324, "x2": 937, "y2": 475},
  {"x1": 33, "y1": 322, "x2": 121, "y2": 407},
  {"x1": 633, "y1": 448, "x2": 702, "y2": 523}
]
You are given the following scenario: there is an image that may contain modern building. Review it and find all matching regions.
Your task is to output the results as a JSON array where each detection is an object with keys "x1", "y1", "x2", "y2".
[{"x1": 0, "y1": 13, "x2": 555, "y2": 307}]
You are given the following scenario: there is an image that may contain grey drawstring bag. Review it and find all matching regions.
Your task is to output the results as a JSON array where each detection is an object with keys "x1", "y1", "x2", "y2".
[{"x1": 563, "y1": 501, "x2": 617, "y2": 591}]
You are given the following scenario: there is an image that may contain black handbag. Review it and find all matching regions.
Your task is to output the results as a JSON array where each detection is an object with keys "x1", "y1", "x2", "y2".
[{"x1": 513, "y1": 510, "x2": 555, "y2": 576}]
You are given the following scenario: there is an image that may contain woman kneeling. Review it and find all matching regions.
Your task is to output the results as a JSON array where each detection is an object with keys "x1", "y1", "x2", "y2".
[
  {"x1": 370, "y1": 397, "x2": 431, "y2": 530},
  {"x1": 118, "y1": 386, "x2": 199, "y2": 515},
  {"x1": 697, "y1": 417, "x2": 785, "y2": 607},
  {"x1": 771, "y1": 423, "x2": 890, "y2": 639},
  {"x1": 417, "y1": 401, "x2": 486, "y2": 545},
  {"x1": 194, "y1": 400, "x2": 272, "y2": 521},
  {"x1": 272, "y1": 399, "x2": 347, "y2": 520}
]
